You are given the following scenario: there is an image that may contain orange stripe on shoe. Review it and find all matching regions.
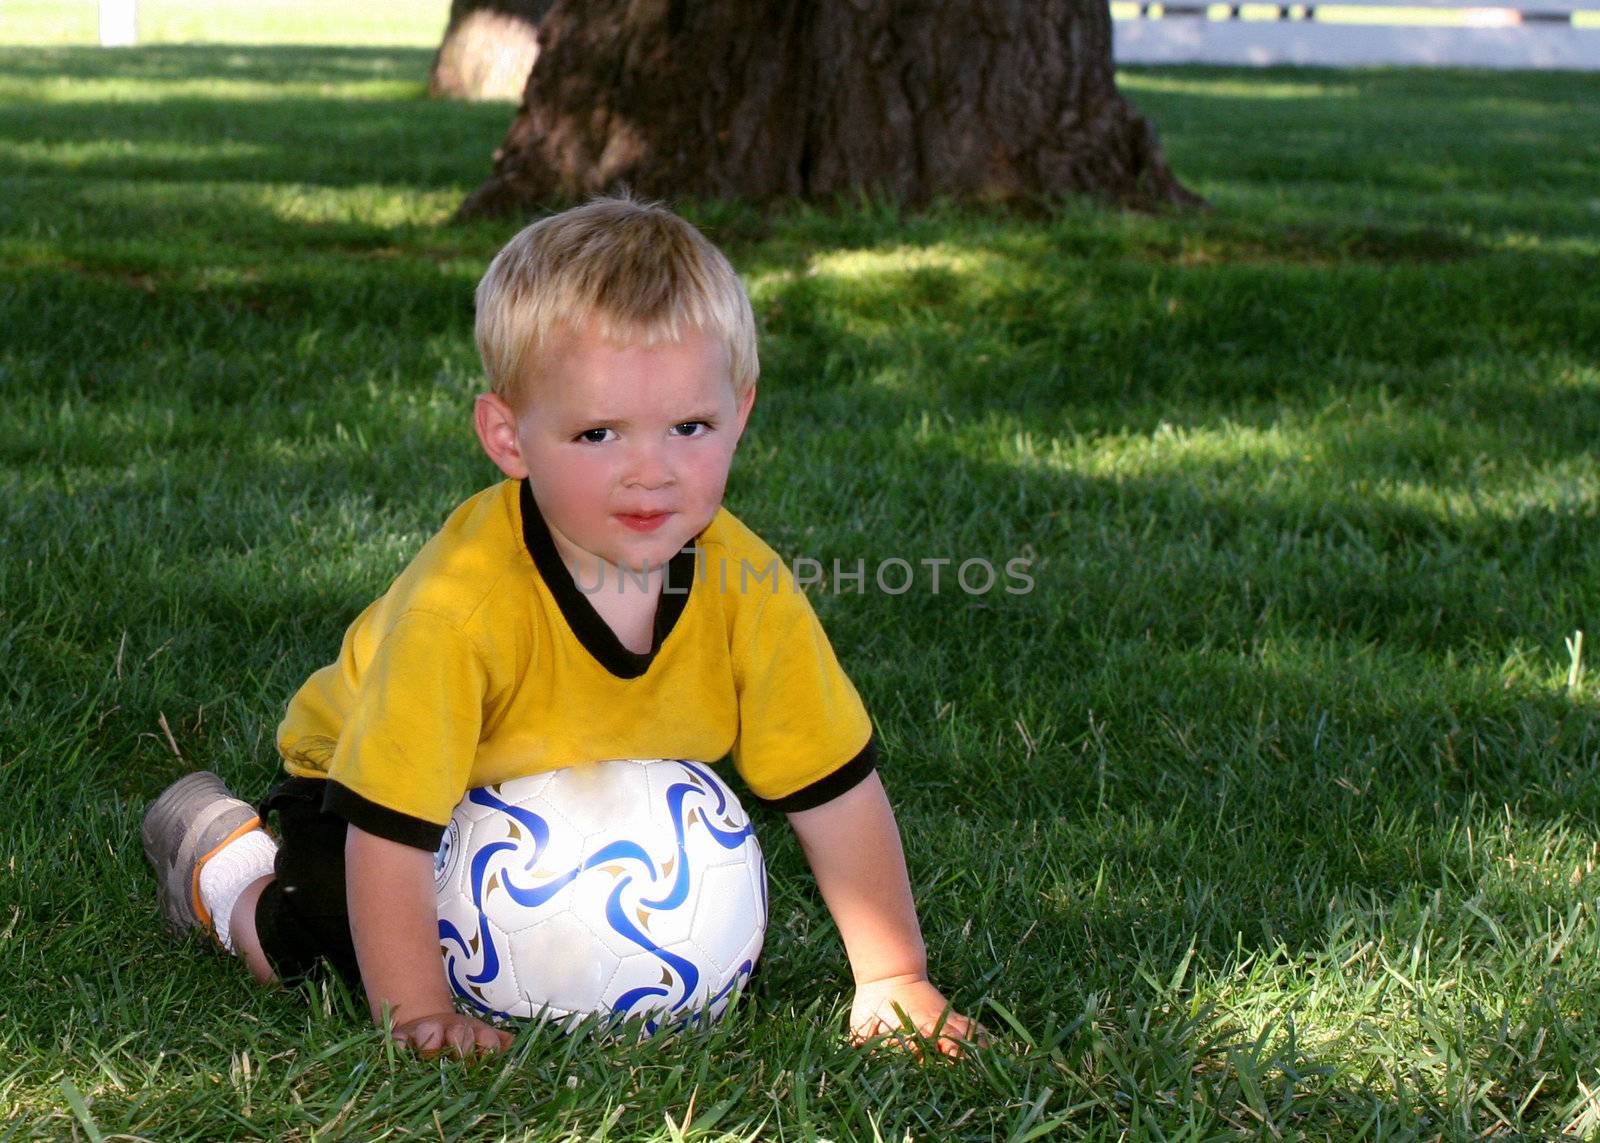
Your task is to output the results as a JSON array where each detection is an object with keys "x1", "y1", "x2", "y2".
[{"x1": 190, "y1": 815, "x2": 263, "y2": 946}]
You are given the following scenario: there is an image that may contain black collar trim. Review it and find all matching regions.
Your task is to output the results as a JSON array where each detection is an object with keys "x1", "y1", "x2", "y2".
[{"x1": 518, "y1": 478, "x2": 696, "y2": 680}]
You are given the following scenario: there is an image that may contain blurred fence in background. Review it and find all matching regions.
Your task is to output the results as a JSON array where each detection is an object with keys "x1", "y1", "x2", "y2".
[{"x1": 1113, "y1": 0, "x2": 1600, "y2": 67}]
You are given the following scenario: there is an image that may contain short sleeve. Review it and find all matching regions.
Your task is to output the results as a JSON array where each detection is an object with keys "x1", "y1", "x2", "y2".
[
  {"x1": 728, "y1": 571, "x2": 875, "y2": 810},
  {"x1": 323, "y1": 611, "x2": 487, "y2": 849}
]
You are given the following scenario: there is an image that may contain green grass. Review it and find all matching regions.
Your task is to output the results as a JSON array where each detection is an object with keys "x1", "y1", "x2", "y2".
[
  {"x1": 1, "y1": 0, "x2": 449, "y2": 46},
  {"x1": 3, "y1": 40, "x2": 1600, "y2": 1141}
]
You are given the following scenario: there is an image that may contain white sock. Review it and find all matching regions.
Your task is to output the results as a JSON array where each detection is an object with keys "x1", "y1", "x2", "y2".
[{"x1": 197, "y1": 829, "x2": 278, "y2": 952}]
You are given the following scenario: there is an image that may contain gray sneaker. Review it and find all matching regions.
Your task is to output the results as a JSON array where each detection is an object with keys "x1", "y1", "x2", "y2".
[{"x1": 141, "y1": 771, "x2": 262, "y2": 937}]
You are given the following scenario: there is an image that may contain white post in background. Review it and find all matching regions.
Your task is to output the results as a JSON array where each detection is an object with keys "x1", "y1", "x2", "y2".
[{"x1": 100, "y1": 0, "x2": 138, "y2": 46}]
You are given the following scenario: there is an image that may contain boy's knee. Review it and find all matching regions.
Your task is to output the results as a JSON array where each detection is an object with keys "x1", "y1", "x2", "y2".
[{"x1": 255, "y1": 777, "x2": 359, "y2": 983}]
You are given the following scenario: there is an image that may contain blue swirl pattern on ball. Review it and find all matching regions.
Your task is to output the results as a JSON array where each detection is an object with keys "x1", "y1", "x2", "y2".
[{"x1": 437, "y1": 759, "x2": 762, "y2": 1028}]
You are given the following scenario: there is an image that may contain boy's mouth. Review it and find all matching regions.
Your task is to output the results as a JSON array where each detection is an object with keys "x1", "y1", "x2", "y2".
[{"x1": 616, "y1": 512, "x2": 671, "y2": 533}]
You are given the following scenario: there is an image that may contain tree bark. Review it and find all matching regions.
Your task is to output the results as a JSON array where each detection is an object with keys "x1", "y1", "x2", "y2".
[
  {"x1": 428, "y1": 0, "x2": 552, "y2": 102},
  {"x1": 458, "y1": 0, "x2": 1199, "y2": 218}
]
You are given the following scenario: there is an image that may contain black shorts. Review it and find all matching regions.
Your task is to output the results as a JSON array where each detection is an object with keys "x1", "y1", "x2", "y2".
[{"x1": 254, "y1": 777, "x2": 361, "y2": 987}]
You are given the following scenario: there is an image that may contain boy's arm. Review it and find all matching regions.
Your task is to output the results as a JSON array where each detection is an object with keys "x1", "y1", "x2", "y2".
[
  {"x1": 785, "y1": 771, "x2": 980, "y2": 1055},
  {"x1": 346, "y1": 824, "x2": 512, "y2": 1058}
]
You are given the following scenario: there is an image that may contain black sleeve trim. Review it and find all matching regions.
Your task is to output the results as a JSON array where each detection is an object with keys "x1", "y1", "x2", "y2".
[
  {"x1": 752, "y1": 738, "x2": 878, "y2": 813},
  {"x1": 324, "y1": 780, "x2": 446, "y2": 852}
]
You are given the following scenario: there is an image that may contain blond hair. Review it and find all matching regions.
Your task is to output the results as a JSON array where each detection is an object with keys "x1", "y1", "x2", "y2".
[{"x1": 474, "y1": 196, "x2": 758, "y2": 402}]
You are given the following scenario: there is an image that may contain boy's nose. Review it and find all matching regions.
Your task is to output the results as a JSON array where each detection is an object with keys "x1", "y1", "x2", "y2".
[{"x1": 623, "y1": 443, "x2": 673, "y2": 489}]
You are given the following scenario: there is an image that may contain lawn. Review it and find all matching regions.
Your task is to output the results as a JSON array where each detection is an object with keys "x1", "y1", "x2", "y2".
[
  {"x1": 2, "y1": 33, "x2": 1600, "y2": 1143},
  {"x1": 2, "y1": 0, "x2": 449, "y2": 46}
]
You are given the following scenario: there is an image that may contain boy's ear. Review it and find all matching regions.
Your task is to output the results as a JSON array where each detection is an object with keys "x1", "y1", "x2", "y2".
[
  {"x1": 733, "y1": 384, "x2": 757, "y2": 439},
  {"x1": 474, "y1": 393, "x2": 530, "y2": 480}
]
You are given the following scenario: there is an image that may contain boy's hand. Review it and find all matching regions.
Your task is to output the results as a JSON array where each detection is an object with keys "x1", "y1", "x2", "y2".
[
  {"x1": 392, "y1": 1010, "x2": 513, "y2": 1059},
  {"x1": 849, "y1": 973, "x2": 985, "y2": 1058}
]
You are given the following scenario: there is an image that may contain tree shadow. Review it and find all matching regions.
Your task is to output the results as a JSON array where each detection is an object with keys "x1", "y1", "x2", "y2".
[
  {"x1": 0, "y1": 46, "x2": 512, "y2": 192},
  {"x1": 743, "y1": 231, "x2": 1599, "y2": 451},
  {"x1": 2, "y1": 44, "x2": 437, "y2": 87},
  {"x1": 1119, "y1": 65, "x2": 1600, "y2": 200}
]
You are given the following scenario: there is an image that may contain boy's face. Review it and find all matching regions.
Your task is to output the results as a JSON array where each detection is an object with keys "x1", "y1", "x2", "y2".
[{"x1": 476, "y1": 319, "x2": 754, "y2": 580}]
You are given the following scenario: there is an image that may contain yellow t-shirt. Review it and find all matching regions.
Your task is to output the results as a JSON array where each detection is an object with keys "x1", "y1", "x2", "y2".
[{"x1": 276, "y1": 479, "x2": 875, "y2": 849}]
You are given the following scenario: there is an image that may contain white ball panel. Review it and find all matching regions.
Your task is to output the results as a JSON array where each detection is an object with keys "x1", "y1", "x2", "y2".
[
  {"x1": 688, "y1": 857, "x2": 767, "y2": 974},
  {"x1": 502, "y1": 911, "x2": 615, "y2": 1015}
]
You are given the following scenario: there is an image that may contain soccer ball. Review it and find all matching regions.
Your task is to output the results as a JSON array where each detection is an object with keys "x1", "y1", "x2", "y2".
[{"x1": 432, "y1": 758, "x2": 767, "y2": 1030}]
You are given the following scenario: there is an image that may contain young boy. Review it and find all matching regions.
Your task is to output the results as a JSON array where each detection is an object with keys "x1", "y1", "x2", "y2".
[{"x1": 143, "y1": 196, "x2": 977, "y2": 1059}]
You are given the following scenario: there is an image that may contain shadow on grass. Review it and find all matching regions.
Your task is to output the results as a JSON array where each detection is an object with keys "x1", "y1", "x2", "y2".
[
  {"x1": 1, "y1": 43, "x2": 438, "y2": 87},
  {"x1": 0, "y1": 95, "x2": 512, "y2": 189},
  {"x1": 1120, "y1": 65, "x2": 1600, "y2": 200},
  {"x1": 0, "y1": 45, "x2": 512, "y2": 191},
  {"x1": 6, "y1": 204, "x2": 1595, "y2": 436}
]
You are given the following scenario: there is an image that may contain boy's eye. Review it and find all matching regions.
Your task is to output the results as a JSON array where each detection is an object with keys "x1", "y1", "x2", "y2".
[
  {"x1": 576, "y1": 428, "x2": 614, "y2": 444},
  {"x1": 670, "y1": 421, "x2": 710, "y2": 438}
]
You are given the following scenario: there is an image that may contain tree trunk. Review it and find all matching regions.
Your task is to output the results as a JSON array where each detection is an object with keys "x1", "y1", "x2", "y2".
[
  {"x1": 429, "y1": 0, "x2": 552, "y2": 102},
  {"x1": 458, "y1": 0, "x2": 1199, "y2": 218}
]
